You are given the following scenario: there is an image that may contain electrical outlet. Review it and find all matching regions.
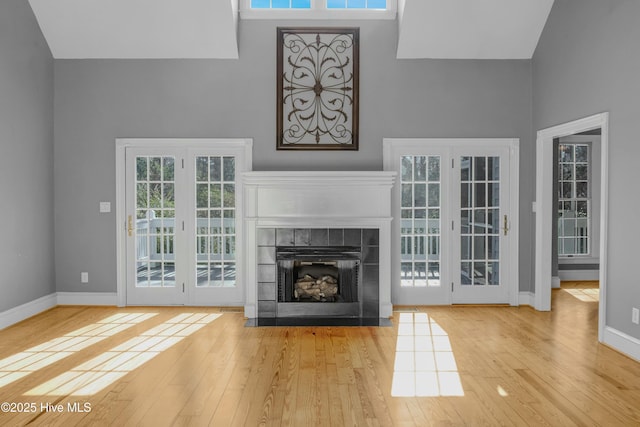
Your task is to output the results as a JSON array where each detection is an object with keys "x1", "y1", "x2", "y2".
[
  {"x1": 633, "y1": 308, "x2": 640, "y2": 325},
  {"x1": 81, "y1": 272, "x2": 89, "y2": 283}
]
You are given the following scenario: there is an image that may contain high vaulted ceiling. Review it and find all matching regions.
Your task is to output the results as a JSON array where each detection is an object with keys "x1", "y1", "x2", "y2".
[
  {"x1": 397, "y1": 0, "x2": 555, "y2": 59},
  {"x1": 28, "y1": 0, "x2": 239, "y2": 59},
  {"x1": 28, "y1": 0, "x2": 554, "y2": 60}
]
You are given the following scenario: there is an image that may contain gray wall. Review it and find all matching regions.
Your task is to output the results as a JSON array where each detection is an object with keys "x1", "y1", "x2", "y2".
[
  {"x1": 0, "y1": 0, "x2": 54, "y2": 311},
  {"x1": 53, "y1": 19, "x2": 535, "y2": 294},
  {"x1": 533, "y1": 0, "x2": 640, "y2": 338}
]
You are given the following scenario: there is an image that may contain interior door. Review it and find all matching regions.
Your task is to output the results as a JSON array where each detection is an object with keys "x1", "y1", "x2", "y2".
[
  {"x1": 451, "y1": 146, "x2": 512, "y2": 304},
  {"x1": 126, "y1": 148, "x2": 186, "y2": 305}
]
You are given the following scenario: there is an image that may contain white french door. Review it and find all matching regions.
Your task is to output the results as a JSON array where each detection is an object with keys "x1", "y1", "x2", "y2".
[
  {"x1": 126, "y1": 148, "x2": 185, "y2": 305},
  {"x1": 451, "y1": 146, "x2": 513, "y2": 303},
  {"x1": 384, "y1": 139, "x2": 519, "y2": 306},
  {"x1": 118, "y1": 139, "x2": 251, "y2": 306}
]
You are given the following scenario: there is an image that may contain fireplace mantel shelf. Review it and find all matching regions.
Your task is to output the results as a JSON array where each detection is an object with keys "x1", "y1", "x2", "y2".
[{"x1": 243, "y1": 171, "x2": 397, "y2": 187}]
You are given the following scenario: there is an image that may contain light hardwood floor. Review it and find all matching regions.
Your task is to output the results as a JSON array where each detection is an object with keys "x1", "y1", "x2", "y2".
[{"x1": 1, "y1": 282, "x2": 639, "y2": 426}]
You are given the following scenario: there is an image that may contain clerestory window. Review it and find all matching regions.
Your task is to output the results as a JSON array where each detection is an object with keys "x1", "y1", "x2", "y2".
[
  {"x1": 242, "y1": 0, "x2": 395, "y2": 19},
  {"x1": 250, "y1": 0, "x2": 386, "y2": 9}
]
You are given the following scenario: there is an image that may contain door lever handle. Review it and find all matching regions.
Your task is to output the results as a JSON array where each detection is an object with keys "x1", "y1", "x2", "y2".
[
  {"x1": 503, "y1": 215, "x2": 509, "y2": 236},
  {"x1": 128, "y1": 215, "x2": 133, "y2": 237}
]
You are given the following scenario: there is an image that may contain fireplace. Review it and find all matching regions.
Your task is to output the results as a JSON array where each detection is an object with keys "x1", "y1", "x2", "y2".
[
  {"x1": 243, "y1": 171, "x2": 396, "y2": 324},
  {"x1": 254, "y1": 228, "x2": 379, "y2": 321}
]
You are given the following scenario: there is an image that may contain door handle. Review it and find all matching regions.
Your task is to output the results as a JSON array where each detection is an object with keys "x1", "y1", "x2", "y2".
[
  {"x1": 503, "y1": 215, "x2": 509, "y2": 236},
  {"x1": 128, "y1": 215, "x2": 133, "y2": 237}
]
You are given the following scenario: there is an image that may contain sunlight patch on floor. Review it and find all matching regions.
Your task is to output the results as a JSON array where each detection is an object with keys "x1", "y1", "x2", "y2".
[
  {"x1": 0, "y1": 313, "x2": 156, "y2": 388},
  {"x1": 562, "y1": 288, "x2": 599, "y2": 302},
  {"x1": 24, "y1": 313, "x2": 221, "y2": 397},
  {"x1": 391, "y1": 312, "x2": 464, "y2": 397}
]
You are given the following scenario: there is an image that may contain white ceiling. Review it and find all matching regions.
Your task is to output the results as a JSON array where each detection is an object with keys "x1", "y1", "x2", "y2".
[
  {"x1": 28, "y1": 0, "x2": 239, "y2": 59},
  {"x1": 28, "y1": 0, "x2": 554, "y2": 60},
  {"x1": 397, "y1": 0, "x2": 555, "y2": 59}
]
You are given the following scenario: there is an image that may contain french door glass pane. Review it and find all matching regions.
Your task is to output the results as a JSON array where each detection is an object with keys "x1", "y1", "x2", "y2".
[
  {"x1": 400, "y1": 156, "x2": 441, "y2": 287},
  {"x1": 135, "y1": 156, "x2": 176, "y2": 288},
  {"x1": 460, "y1": 156, "x2": 500, "y2": 286},
  {"x1": 195, "y1": 156, "x2": 236, "y2": 287}
]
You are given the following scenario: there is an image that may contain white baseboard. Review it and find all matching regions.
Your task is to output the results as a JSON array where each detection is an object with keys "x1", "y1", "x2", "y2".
[
  {"x1": 0, "y1": 293, "x2": 57, "y2": 330},
  {"x1": 518, "y1": 291, "x2": 534, "y2": 306},
  {"x1": 552, "y1": 276, "x2": 561, "y2": 289},
  {"x1": 0, "y1": 292, "x2": 119, "y2": 330},
  {"x1": 558, "y1": 270, "x2": 599, "y2": 281},
  {"x1": 57, "y1": 292, "x2": 118, "y2": 306},
  {"x1": 603, "y1": 326, "x2": 640, "y2": 362}
]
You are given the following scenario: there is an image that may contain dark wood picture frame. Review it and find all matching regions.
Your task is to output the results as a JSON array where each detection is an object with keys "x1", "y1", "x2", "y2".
[{"x1": 277, "y1": 27, "x2": 360, "y2": 151}]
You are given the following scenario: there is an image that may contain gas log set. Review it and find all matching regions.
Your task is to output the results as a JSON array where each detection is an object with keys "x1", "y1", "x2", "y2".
[{"x1": 294, "y1": 274, "x2": 338, "y2": 301}]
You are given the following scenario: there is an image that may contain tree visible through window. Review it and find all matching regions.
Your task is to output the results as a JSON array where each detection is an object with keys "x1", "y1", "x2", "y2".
[{"x1": 558, "y1": 143, "x2": 590, "y2": 256}]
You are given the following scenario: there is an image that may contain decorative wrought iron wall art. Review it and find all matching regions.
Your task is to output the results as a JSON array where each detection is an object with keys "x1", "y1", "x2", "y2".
[{"x1": 277, "y1": 27, "x2": 359, "y2": 150}]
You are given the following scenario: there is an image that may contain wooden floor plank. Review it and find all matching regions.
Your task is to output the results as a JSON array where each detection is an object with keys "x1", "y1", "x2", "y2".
[{"x1": 1, "y1": 282, "x2": 640, "y2": 426}]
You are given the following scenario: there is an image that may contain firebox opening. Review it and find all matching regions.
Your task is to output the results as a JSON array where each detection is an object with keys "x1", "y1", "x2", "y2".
[
  {"x1": 294, "y1": 262, "x2": 339, "y2": 302},
  {"x1": 276, "y1": 246, "x2": 360, "y2": 305}
]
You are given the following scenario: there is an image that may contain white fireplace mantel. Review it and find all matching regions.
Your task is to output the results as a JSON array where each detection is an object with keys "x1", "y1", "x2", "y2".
[{"x1": 243, "y1": 171, "x2": 397, "y2": 319}]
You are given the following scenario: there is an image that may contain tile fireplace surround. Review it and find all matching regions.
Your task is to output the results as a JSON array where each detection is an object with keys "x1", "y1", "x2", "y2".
[{"x1": 243, "y1": 171, "x2": 397, "y2": 324}]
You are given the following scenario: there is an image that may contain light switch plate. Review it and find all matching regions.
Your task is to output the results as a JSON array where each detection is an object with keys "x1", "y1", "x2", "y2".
[{"x1": 99, "y1": 202, "x2": 111, "y2": 213}]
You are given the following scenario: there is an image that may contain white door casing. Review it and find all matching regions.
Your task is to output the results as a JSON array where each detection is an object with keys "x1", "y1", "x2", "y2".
[{"x1": 535, "y1": 113, "x2": 608, "y2": 343}]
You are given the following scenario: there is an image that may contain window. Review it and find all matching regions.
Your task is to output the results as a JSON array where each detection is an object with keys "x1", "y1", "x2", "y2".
[
  {"x1": 250, "y1": 0, "x2": 311, "y2": 8},
  {"x1": 242, "y1": 0, "x2": 395, "y2": 19},
  {"x1": 327, "y1": 0, "x2": 387, "y2": 8},
  {"x1": 250, "y1": 0, "x2": 386, "y2": 8},
  {"x1": 558, "y1": 143, "x2": 590, "y2": 256}
]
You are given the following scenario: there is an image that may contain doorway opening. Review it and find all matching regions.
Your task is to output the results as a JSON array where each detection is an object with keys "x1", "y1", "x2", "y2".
[
  {"x1": 535, "y1": 113, "x2": 608, "y2": 341},
  {"x1": 554, "y1": 130, "x2": 601, "y2": 294}
]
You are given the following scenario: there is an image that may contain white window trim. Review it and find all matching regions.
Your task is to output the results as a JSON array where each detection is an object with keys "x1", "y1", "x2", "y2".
[{"x1": 240, "y1": 0, "x2": 397, "y2": 20}]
